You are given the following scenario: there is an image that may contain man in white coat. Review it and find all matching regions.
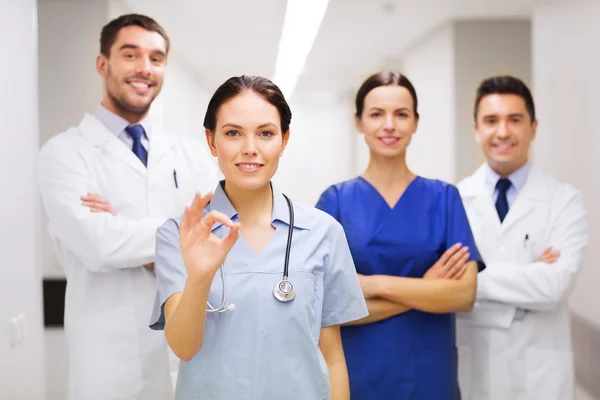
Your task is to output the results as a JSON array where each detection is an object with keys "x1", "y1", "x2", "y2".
[
  {"x1": 456, "y1": 75, "x2": 588, "y2": 400},
  {"x1": 38, "y1": 14, "x2": 217, "y2": 400}
]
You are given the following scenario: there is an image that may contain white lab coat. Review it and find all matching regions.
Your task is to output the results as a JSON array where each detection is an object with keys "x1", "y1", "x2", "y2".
[
  {"x1": 38, "y1": 114, "x2": 218, "y2": 400},
  {"x1": 455, "y1": 164, "x2": 588, "y2": 400}
]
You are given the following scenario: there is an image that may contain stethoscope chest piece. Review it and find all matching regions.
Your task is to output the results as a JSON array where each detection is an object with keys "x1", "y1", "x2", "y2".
[{"x1": 273, "y1": 279, "x2": 295, "y2": 302}]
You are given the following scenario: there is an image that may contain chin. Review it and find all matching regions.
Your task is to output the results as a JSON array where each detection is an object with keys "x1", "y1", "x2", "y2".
[{"x1": 228, "y1": 174, "x2": 272, "y2": 191}]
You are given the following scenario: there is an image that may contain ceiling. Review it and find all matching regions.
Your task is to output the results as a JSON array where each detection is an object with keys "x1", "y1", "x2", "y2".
[{"x1": 120, "y1": 0, "x2": 571, "y2": 101}]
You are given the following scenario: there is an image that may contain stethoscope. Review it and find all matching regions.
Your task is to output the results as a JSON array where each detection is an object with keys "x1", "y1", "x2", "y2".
[{"x1": 207, "y1": 193, "x2": 296, "y2": 313}]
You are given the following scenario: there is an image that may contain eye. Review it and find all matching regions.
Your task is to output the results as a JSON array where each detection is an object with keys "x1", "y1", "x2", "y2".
[
  {"x1": 511, "y1": 118, "x2": 522, "y2": 124},
  {"x1": 396, "y1": 112, "x2": 408, "y2": 118},
  {"x1": 259, "y1": 130, "x2": 274, "y2": 137},
  {"x1": 370, "y1": 112, "x2": 381, "y2": 118},
  {"x1": 123, "y1": 53, "x2": 135, "y2": 59},
  {"x1": 151, "y1": 57, "x2": 162, "y2": 64},
  {"x1": 225, "y1": 130, "x2": 240, "y2": 137}
]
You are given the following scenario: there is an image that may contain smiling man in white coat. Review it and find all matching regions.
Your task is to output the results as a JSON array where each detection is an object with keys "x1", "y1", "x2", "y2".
[
  {"x1": 38, "y1": 14, "x2": 217, "y2": 400},
  {"x1": 456, "y1": 75, "x2": 589, "y2": 400}
]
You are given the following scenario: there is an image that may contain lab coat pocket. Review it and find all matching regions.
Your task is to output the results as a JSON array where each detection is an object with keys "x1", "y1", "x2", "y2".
[
  {"x1": 68, "y1": 306, "x2": 142, "y2": 399},
  {"x1": 526, "y1": 349, "x2": 574, "y2": 400}
]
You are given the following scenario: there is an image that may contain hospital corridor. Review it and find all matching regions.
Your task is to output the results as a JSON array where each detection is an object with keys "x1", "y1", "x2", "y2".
[{"x1": 1, "y1": 0, "x2": 600, "y2": 399}]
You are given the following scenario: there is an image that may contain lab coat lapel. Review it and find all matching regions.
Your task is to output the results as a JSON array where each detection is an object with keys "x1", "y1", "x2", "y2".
[
  {"x1": 462, "y1": 165, "x2": 502, "y2": 231},
  {"x1": 147, "y1": 130, "x2": 174, "y2": 168},
  {"x1": 499, "y1": 167, "x2": 546, "y2": 234},
  {"x1": 79, "y1": 113, "x2": 147, "y2": 178}
]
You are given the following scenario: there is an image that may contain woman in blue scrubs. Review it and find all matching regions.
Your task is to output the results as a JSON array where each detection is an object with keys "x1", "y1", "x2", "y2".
[
  {"x1": 149, "y1": 76, "x2": 368, "y2": 399},
  {"x1": 316, "y1": 72, "x2": 483, "y2": 399}
]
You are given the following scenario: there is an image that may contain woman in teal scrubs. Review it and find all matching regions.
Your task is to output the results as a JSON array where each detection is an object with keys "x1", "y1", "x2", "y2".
[
  {"x1": 316, "y1": 72, "x2": 483, "y2": 399},
  {"x1": 149, "y1": 75, "x2": 368, "y2": 399}
]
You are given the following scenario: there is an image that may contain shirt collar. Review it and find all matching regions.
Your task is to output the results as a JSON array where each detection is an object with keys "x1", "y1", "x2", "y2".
[
  {"x1": 94, "y1": 103, "x2": 152, "y2": 140},
  {"x1": 484, "y1": 161, "x2": 531, "y2": 195},
  {"x1": 208, "y1": 180, "x2": 306, "y2": 230}
]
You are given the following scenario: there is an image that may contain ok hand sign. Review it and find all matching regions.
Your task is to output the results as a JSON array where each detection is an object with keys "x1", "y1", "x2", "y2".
[{"x1": 179, "y1": 193, "x2": 239, "y2": 284}]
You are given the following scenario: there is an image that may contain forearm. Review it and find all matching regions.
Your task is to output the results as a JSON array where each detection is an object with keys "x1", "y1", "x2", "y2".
[
  {"x1": 374, "y1": 263, "x2": 477, "y2": 313},
  {"x1": 165, "y1": 279, "x2": 211, "y2": 361},
  {"x1": 328, "y1": 359, "x2": 350, "y2": 400},
  {"x1": 344, "y1": 298, "x2": 410, "y2": 325},
  {"x1": 477, "y1": 260, "x2": 580, "y2": 310}
]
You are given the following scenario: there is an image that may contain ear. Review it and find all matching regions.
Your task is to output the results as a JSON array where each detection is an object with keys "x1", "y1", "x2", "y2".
[
  {"x1": 531, "y1": 119, "x2": 538, "y2": 140},
  {"x1": 280, "y1": 130, "x2": 291, "y2": 157},
  {"x1": 205, "y1": 129, "x2": 217, "y2": 157},
  {"x1": 354, "y1": 115, "x2": 363, "y2": 134},
  {"x1": 96, "y1": 53, "x2": 107, "y2": 77},
  {"x1": 473, "y1": 122, "x2": 482, "y2": 144}
]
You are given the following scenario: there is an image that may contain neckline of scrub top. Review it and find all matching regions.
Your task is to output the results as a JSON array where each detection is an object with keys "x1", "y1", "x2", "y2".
[
  {"x1": 357, "y1": 175, "x2": 422, "y2": 210},
  {"x1": 208, "y1": 180, "x2": 311, "y2": 231}
]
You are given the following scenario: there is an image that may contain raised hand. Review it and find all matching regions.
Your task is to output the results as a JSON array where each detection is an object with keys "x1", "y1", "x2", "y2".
[
  {"x1": 424, "y1": 243, "x2": 471, "y2": 280},
  {"x1": 179, "y1": 193, "x2": 239, "y2": 284},
  {"x1": 81, "y1": 192, "x2": 116, "y2": 215}
]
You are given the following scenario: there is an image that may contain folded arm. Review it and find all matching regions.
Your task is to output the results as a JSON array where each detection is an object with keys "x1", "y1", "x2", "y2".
[
  {"x1": 38, "y1": 142, "x2": 164, "y2": 272},
  {"x1": 369, "y1": 261, "x2": 478, "y2": 313},
  {"x1": 344, "y1": 298, "x2": 410, "y2": 325},
  {"x1": 477, "y1": 191, "x2": 588, "y2": 310}
]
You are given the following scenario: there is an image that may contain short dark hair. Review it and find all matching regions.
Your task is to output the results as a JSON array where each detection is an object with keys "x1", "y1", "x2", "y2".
[
  {"x1": 355, "y1": 72, "x2": 419, "y2": 119},
  {"x1": 203, "y1": 76, "x2": 292, "y2": 134},
  {"x1": 474, "y1": 75, "x2": 536, "y2": 122},
  {"x1": 100, "y1": 14, "x2": 169, "y2": 57}
]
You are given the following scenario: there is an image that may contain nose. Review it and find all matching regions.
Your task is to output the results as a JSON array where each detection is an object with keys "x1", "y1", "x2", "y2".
[
  {"x1": 134, "y1": 56, "x2": 152, "y2": 77},
  {"x1": 496, "y1": 120, "x2": 509, "y2": 139},
  {"x1": 383, "y1": 114, "x2": 395, "y2": 132},
  {"x1": 242, "y1": 135, "x2": 258, "y2": 156}
]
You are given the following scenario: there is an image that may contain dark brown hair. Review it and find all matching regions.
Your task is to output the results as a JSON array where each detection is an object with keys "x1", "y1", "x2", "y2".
[
  {"x1": 100, "y1": 14, "x2": 169, "y2": 57},
  {"x1": 203, "y1": 76, "x2": 292, "y2": 134},
  {"x1": 355, "y1": 72, "x2": 419, "y2": 118},
  {"x1": 474, "y1": 75, "x2": 536, "y2": 122}
]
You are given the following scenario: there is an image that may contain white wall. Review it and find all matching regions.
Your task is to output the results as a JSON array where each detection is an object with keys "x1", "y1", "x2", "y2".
[
  {"x1": 38, "y1": 0, "x2": 108, "y2": 279},
  {"x1": 402, "y1": 23, "x2": 456, "y2": 183},
  {"x1": 275, "y1": 96, "x2": 356, "y2": 205},
  {"x1": 533, "y1": 0, "x2": 600, "y2": 325},
  {"x1": 454, "y1": 19, "x2": 531, "y2": 182},
  {"x1": 0, "y1": 0, "x2": 46, "y2": 398}
]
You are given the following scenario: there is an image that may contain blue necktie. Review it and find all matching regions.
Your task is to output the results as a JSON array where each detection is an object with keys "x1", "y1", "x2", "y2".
[
  {"x1": 495, "y1": 178, "x2": 512, "y2": 223},
  {"x1": 125, "y1": 124, "x2": 148, "y2": 167}
]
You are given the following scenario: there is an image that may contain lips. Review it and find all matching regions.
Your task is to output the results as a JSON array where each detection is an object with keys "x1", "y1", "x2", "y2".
[
  {"x1": 127, "y1": 79, "x2": 153, "y2": 94},
  {"x1": 235, "y1": 163, "x2": 264, "y2": 173},
  {"x1": 378, "y1": 137, "x2": 400, "y2": 145},
  {"x1": 492, "y1": 143, "x2": 515, "y2": 152}
]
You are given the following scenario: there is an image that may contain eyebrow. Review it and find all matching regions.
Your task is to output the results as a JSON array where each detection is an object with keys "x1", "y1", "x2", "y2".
[
  {"x1": 118, "y1": 43, "x2": 166, "y2": 57},
  {"x1": 482, "y1": 113, "x2": 525, "y2": 119},
  {"x1": 368, "y1": 107, "x2": 411, "y2": 112},
  {"x1": 221, "y1": 122, "x2": 277, "y2": 130}
]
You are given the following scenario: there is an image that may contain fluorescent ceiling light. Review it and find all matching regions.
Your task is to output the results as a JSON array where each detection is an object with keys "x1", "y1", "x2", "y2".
[{"x1": 273, "y1": 0, "x2": 330, "y2": 100}]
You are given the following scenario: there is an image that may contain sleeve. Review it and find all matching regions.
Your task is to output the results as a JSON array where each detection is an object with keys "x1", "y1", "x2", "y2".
[
  {"x1": 315, "y1": 185, "x2": 340, "y2": 221},
  {"x1": 446, "y1": 185, "x2": 486, "y2": 272},
  {"x1": 149, "y1": 218, "x2": 188, "y2": 330},
  {"x1": 477, "y1": 189, "x2": 588, "y2": 310},
  {"x1": 38, "y1": 139, "x2": 165, "y2": 273},
  {"x1": 321, "y1": 222, "x2": 369, "y2": 327}
]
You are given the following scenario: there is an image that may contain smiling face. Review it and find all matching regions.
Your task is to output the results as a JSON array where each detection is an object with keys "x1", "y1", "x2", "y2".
[
  {"x1": 206, "y1": 90, "x2": 289, "y2": 191},
  {"x1": 96, "y1": 25, "x2": 167, "y2": 122},
  {"x1": 356, "y1": 85, "x2": 419, "y2": 159},
  {"x1": 475, "y1": 93, "x2": 537, "y2": 176}
]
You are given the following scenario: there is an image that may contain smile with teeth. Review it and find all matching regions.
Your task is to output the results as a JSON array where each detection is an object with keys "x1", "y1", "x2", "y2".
[
  {"x1": 378, "y1": 137, "x2": 400, "y2": 145},
  {"x1": 236, "y1": 163, "x2": 263, "y2": 172},
  {"x1": 493, "y1": 143, "x2": 514, "y2": 151}
]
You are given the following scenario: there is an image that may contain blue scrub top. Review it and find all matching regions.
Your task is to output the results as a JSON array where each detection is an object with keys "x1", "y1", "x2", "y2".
[
  {"x1": 150, "y1": 181, "x2": 368, "y2": 400},
  {"x1": 316, "y1": 176, "x2": 482, "y2": 400}
]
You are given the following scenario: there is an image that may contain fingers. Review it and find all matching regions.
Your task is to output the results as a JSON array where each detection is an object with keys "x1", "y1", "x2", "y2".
[
  {"x1": 202, "y1": 210, "x2": 237, "y2": 230},
  {"x1": 539, "y1": 250, "x2": 560, "y2": 263},
  {"x1": 437, "y1": 243, "x2": 463, "y2": 266},
  {"x1": 448, "y1": 253, "x2": 470, "y2": 279},
  {"x1": 180, "y1": 192, "x2": 213, "y2": 233},
  {"x1": 220, "y1": 225, "x2": 239, "y2": 251},
  {"x1": 444, "y1": 247, "x2": 470, "y2": 278}
]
